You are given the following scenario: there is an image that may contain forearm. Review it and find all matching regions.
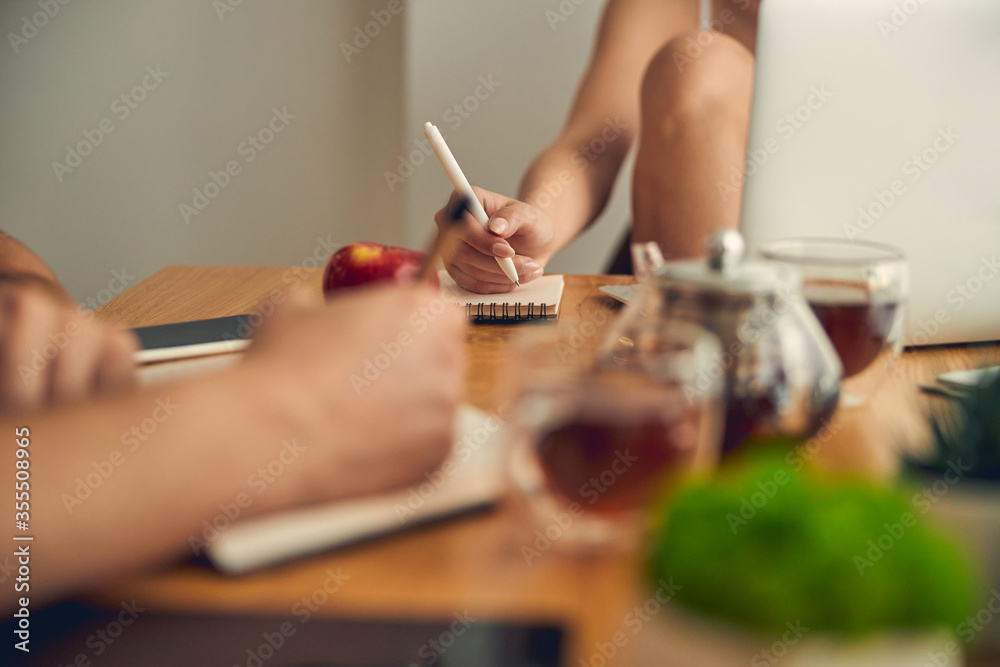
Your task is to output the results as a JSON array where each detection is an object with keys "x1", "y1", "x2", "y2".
[
  {"x1": 516, "y1": 0, "x2": 700, "y2": 259},
  {"x1": 518, "y1": 128, "x2": 633, "y2": 259},
  {"x1": 5, "y1": 365, "x2": 302, "y2": 606},
  {"x1": 0, "y1": 231, "x2": 70, "y2": 303}
]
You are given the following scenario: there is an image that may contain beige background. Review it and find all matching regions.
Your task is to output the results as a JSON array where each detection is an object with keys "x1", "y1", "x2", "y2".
[{"x1": 0, "y1": 0, "x2": 630, "y2": 303}]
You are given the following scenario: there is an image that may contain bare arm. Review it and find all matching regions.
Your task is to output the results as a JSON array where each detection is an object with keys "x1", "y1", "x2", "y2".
[
  {"x1": 0, "y1": 232, "x2": 137, "y2": 413},
  {"x1": 437, "y1": 0, "x2": 698, "y2": 292},
  {"x1": 0, "y1": 231, "x2": 71, "y2": 303},
  {"x1": 4, "y1": 285, "x2": 464, "y2": 608},
  {"x1": 520, "y1": 0, "x2": 699, "y2": 252}
]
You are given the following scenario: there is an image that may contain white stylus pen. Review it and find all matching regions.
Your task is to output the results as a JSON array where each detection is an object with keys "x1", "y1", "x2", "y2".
[{"x1": 423, "y1": 122, "x2": 520, "y2": 287}]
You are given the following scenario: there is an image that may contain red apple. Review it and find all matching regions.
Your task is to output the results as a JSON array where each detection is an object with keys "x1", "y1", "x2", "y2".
[{"x1": 322, "y1": 242, "x2": 436, "y2": 295}]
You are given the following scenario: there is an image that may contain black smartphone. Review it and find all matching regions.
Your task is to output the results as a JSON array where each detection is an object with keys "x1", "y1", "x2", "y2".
[{"x1": 131, "y1": 314, "x2": 254, "y2": 363}]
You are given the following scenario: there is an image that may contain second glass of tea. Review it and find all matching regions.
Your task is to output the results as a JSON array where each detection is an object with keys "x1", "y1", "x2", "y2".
[
  {"x1": 507, "y1": 319, "x2": 724, "y2": 553},
  {"x1": 760, "y1": 238, "x2": 908, "y2": 407}
]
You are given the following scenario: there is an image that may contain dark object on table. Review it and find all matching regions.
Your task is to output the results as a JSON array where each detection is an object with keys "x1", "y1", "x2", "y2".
[
  {"x1": 606, "y1": 229, "x2": 633, "y2": 275},
  {"x1": 5, "y1": 601, "x2": 564, "y2": 667},
  {"x1": 910, "y1": 372, "x2": 1000, "y2": 481}
]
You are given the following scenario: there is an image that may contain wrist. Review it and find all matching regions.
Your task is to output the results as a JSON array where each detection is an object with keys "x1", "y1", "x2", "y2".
[
  {"x1": 220, "y1": 356, "x2": 340, "y2": 513},
  {"x1": 0, "y1": 271, "x2": 73, "y2": 306}
]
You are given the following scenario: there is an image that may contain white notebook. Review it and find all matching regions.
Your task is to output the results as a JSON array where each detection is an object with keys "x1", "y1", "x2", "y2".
[
  {"x1": 205, "y1": 405, "x2": 507, "y2": 573},
  {"x1": 440, "y1": 272, "x2": 564, "y2": 322},
  {"x1": 137, "y1": 358, "x2": 508, "y2": 574}
]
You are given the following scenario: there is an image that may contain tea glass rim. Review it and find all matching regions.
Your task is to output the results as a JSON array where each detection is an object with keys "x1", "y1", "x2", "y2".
[{"x1": 759, "y1": 237, "x2": 906, "y2": 268}]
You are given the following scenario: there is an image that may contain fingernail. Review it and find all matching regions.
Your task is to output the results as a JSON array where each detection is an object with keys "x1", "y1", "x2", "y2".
[
  {"x1": 523, "y1": 262, "x2": 541, "y2": 276},
  {"x1": 488, "y1": 218, "x2": 508, "y2": 234},
  {"x1": 492, "y1": 243, "x2": 515, "y2": 258}
]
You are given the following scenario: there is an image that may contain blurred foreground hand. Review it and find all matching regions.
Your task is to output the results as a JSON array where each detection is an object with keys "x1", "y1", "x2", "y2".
[
  {"x1": 0, "y1": 276, "x2": 137, "y2": 415},
  {"x1": 241, "y1": 283, "x2": 467, "y2": 501}
]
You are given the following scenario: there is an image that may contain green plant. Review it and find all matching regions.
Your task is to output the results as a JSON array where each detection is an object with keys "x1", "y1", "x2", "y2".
[
  {"x1": 913, "y1": 373, "x2": 1000, "y2": 481},
  {"x1": 647, "y1": 449, "x2": 979, "y2": 638}
]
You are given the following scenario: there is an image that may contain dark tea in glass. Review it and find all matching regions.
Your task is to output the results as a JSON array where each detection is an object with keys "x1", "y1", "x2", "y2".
[
  {"x1": 804, "y1": 282, "x2": 900, "y2": 378},
  {"x1": 761, "y1": 239, "x2": 907, "y2": 406},
  {"x1": 536, "y1": 402, "x2": 704, "y2": 515},
  {"x1": 508, "y1": 321, "x2": 723, "y2": 552}
]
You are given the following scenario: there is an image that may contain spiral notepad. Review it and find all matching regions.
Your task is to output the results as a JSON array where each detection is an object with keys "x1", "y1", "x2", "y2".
[{"x1": 440, "y1": 272, "x2": 564, "y2": 322}]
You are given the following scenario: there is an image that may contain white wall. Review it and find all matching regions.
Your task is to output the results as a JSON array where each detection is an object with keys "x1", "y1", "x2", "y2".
[
  {"x1": 0, "y1": 0, "x2": 407, "y2": 303},
  {"x1": 0, "y1": 1, "x2": 625, "y2": 304},
  {"x1": 403, "y1": 0, "x2": 631, "y2": 275}
]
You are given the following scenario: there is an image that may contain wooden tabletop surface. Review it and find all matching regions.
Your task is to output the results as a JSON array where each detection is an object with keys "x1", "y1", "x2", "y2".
[{"x1": 93, "y1": 265, "x2": 1000, "y2": 666}]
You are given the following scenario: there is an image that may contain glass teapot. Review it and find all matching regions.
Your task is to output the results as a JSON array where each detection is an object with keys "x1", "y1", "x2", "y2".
[{"x1": 602, "y1": 231, "x2": 842, "y2": 452}]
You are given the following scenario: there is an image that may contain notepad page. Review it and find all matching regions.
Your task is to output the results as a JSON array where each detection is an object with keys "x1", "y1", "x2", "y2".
[{"x1": 439, "y1": 272, "x2": 565, "y2": 318}]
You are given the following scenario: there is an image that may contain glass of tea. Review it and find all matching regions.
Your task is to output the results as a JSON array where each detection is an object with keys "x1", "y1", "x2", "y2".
[
  {"x1": 760, "y1": 238, "x2": 908, "y2": 407},
  {"x1": 507, "y1": 318, "x2": 724, "y2": 554}
]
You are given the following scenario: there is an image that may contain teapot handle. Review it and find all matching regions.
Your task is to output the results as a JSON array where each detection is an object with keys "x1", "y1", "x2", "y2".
[{"x1": 630, "y1": 242, "x2": 666, "y2": 282}]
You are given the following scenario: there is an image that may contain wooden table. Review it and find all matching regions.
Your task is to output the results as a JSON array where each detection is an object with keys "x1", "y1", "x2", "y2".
[{"x1": 95, "y1": 265, "x2": 1000, "y2": 665}]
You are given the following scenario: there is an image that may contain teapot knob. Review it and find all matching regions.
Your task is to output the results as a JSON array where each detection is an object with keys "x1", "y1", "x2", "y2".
[{"x1": 707, "y1": 230, "x2": 746, "y2": 272}]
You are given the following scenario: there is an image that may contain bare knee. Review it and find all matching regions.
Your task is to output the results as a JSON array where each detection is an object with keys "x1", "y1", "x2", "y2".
[{"x1": 641, "y1": 30, "x2": 754, "y2": 128}]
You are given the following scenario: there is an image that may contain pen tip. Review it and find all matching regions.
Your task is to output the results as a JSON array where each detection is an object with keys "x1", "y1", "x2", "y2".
[{"x1": 515, "y1": 280, "x2": 521, "y2": 287}]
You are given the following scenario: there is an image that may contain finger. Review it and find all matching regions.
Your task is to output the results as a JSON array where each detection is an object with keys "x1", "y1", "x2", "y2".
[
  {"x1": 451, "y1": 245, "x2": 542, "y2": 284},
  {"x1": 452, "y1": 241, "x2": 512, "y2": 276},
  {"x1": 519, "y1": 261, "x2": 545, "y2": 284},
  {"x1": 437, "y1": 186, "x2": 507, "y2": 223},
  {"x1": 440, "y1": 207, "x2": 515, "y2": 261},
  {"x1": 282, "y1": 288, "x2": 315, "y2": 311},
  {"x1": 458, "y1": 257, "x2": 545, "y2": 285},
  {"x1": 448, "y1": 260, "x2": 542, "y2": 289},
  {"x1": 468, "y1": 185, "x2": 525, "y2": 224},
  {"x1": 94, "y1": 328, "x2": 139, "y2": 396},
  {"x1": 48, "y1": 316, "x2": 105, "y2": 405},
  {"x1": 433, "y1": 189, "x2": 466, "y2": 230},
  {"x1": 445, "y1": 260, "x2": 511, "y2": 289},
  {"x1": 484, "y1": 203, "x2": 540, "y2": 243},
  {"x1": 433, "y1": 188, "x2": 484, "y2": 231},
  {"x1": 408, "y1": 281, "x2": 446, "y2": 303},
  {"x1": 0, "y1": 291, "x2": 59, "y2": 413},
  {"x1": 446, "y1": 264, "x2": 518, "y2": 295},
  {"x1": 436, "y1": 188, "x2": 526, "y2": 259},
  {"x1": 390, "y1": 282, "x2": 446, "y2": 315}
]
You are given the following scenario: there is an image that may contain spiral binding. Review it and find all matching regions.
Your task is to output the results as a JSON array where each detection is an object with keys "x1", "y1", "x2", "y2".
[{"x1": 465, "y1": 302, "x2": 551, "y2": 322}]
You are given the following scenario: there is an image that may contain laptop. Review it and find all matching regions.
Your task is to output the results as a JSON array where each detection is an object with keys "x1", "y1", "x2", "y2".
[{"x1": 740, "y1": 0, "x2": 1000, "y2": 345}]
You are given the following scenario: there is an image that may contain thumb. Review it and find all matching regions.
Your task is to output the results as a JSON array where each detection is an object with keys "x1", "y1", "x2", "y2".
[{"x1": 485, "y1": 203, "x2": 537, "y2": 242}]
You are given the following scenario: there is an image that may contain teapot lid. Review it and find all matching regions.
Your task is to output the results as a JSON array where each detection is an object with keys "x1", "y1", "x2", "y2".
[{"x1": 655, "y1": 231, "x2": 797, "y2": 297}]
